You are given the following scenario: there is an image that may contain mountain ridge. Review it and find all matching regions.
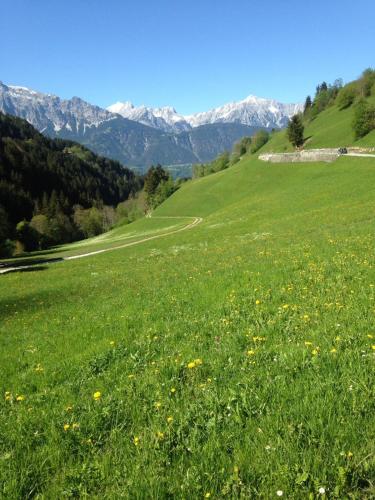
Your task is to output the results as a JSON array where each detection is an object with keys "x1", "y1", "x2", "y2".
[
  {"x1": 107, "y1": 94, "x2": 302, "y2": 133},
  {"x1": 0, "y1": 81, "x2": 285, "y2": 172}
]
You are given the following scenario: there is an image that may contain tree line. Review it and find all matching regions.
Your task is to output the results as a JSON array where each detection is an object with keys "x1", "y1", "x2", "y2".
[
  {"x1": 0, "y1": 111, "x2": 183, "y2": 257},
  {"x1": 286, "y1": 68, "x2": 375, "y2": 148},
  {"x1": 0, "y1": 112, "x2": 143, "y2": 256}
]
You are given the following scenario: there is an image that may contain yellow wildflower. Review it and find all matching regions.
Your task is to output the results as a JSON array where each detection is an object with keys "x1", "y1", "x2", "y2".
[
  {"x1": 35, "y1": 364, "x2": 44, "y2": 372},
  {"x1": 93, "y1": 391, "x2": 101, "y2": 401},
  {"x1": 304, "y1": 341, "x2": 313, "y2": 346},
  {"x1": 187, "y1": 358, "x2": 202, "y2": 369},
  {"x1": 330, "y1": 348, "x2": 337, "y2": 353},
  {"x1": 347, "y1": 451, "x2": 353, "y2": 458},
  {"x1": 63, "y1": 423, "x2": 70, "y2": 431},
  {"x1": 170, "y1": 387, "x2": 176, "y2": 394},
  {"x1": 72, "y1": 423, "x2": 80, "y2": 430},
  {"x1": 133, "y1": 436, "x2": 140, "y2": 446},
  {"x1": 311, "y1": 349, "x2": 319, "y2": 356},
  {"x1": 154, "y1": 401, "x2": 162, "y2": 410},
  {"x1": 4, "y1": 391, "x2": 11, "y2": 401},
  {"x1": 205, "y1": 493, "x2": 211, "y2": 498},
  {"x1": 367, "y1": 334, "x2": 373, "y2": 339},
  {"x1": 167, "y1": 416, "x2": 173, "y2": 423},
  {"x1": 128, "y1": 374, "x2": 135, "y2": 379},
  {"x1": 110, "y1": 340, "x2": 115, "y2": 346},
  {"x1": 65, "y1": 405, "x2": 73, "y2": 412},
  {"x1": 247, "y1": 350, "x2": 255, "y2": 356},
  {"x1": 371, "y1": 345, "x2": 375, "y2": 351},
  {"x1": 156, "y1": 431, "x2": 164, "y2": 440},
  {"x1": 255, "y1": 299, "x2": 261, "y2": 305},
  {"x1": 16, "y1": 395, "x2": 25, "y2": 402}
]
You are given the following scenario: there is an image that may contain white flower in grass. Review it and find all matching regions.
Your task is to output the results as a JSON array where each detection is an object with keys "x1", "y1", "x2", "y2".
[
  {"x1": 318, "y1": 487, "x2": 326, "y2": 494},
  {"x1": 276, "y1": 491, "x2": 283, "y2": 497}
]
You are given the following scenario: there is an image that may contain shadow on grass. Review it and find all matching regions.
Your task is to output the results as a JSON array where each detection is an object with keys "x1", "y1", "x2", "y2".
[
  {"x1": 3, "y1": 265, "x2": 49, "y2": 275},
  {"x1": 0, "y1": 281, "x2": 77, "y2": 320},
  {"x1": 0, "y1": 257, "x2": 64, "y2": 271},
  {"x1": 303, "y1": 136, "x2": 313, "y2": 145},
  {"x1": 0, "y1": 247, "x2": 66, "y2": 264},
  {"x1": 17, "y1": 247, "x2": 65, "y2": 258}
]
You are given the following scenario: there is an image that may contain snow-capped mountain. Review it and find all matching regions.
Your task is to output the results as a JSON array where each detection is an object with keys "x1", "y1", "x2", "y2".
[
  {"x1": 0, "y1": 80, "x2": 302, "y2": 173},
  {"x1": 107, "y1": 95, "x2": 302, "y2": 132},
  {"x1": 107, "y1": 101, "x2": 191, "y2": 133},
  {"x1": 185, "y1": 95, "x2": 303, "y2": 129},
  {"x1": 0, "y1": 81, "x2": 115, "y2": 136},
  {"x1": 1, "y1": 80, "x2": 301, "y2": 139}
]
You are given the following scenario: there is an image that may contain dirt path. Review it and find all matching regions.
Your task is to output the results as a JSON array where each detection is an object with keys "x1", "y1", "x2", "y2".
[
  {"x1": 0, "y1": 216, "x2": 203, "y2": 275},
  {"x1": 345, "y1": 153, "x2": 375, "y2": 158}
]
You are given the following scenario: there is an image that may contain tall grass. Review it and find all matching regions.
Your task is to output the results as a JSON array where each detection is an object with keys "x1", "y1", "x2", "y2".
[{"x1": 1, "y1": 156, "x2": 374, "y2": 498}]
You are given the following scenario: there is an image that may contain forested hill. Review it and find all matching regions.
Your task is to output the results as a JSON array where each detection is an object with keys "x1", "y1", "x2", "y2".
[{"x1": 0, "y1": 112, "x2": 142, "y2": 252}]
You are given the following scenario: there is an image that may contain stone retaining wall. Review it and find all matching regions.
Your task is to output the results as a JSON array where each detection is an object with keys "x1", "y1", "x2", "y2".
[{"x1": 259, "y1": 149, "x2": 340, "y2": 163}]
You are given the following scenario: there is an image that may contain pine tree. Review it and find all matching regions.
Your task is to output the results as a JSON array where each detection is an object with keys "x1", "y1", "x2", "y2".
[
  {"x1": 144, "y1": 165, "x2": 169, "y2": 198},
  {"x1": 287, "y1": 114, "x2": 305, "y2": 148},
  {"x1": 41, "y1": 192, "x2": 49, "y2": 215},
  {"x1": 48, "y1": 190, "x2": 59, "y2": 218},
  {"x1": 304, "y1": 96, "x2": 312, "y2": 114}
]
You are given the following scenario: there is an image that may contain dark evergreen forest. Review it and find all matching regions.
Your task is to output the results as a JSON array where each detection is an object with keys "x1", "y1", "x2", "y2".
[{"x1": 0, "y1": 112, "x2": 142, "y2": 255}]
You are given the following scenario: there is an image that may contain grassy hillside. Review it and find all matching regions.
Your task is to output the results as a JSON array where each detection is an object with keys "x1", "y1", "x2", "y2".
[
  {"x1": 259, "y1": 95, "x2": 375, "y2": 153},
  {"x1": 1, "y1": 155, "x2": 375, "y2": 497},
  {"x1": 0, "y1": 216, "x2": 194, "y2": 263}
]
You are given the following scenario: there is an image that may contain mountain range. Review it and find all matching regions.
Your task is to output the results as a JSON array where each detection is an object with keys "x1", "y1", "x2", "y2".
[
  {"x1": 108, "y1": 96, "x2": 301, "y2": 133},
  {"x1": 0, "y1": 81, "x2": 302, "y2": 173}
]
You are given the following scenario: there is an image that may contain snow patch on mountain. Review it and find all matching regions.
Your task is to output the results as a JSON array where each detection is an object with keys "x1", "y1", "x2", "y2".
[
  {"x1": 108, "y1": 101, "x2": 134, "y2": 114},
  {"x1": 107, "y1": 101, "x2": 191, "y2": 133},
  {"x1": 185, "y1": 95, "x2": 302, "y2": 129}
]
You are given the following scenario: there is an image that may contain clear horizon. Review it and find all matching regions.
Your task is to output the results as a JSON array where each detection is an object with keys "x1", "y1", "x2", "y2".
[{"x1": 1, "y1": 0, "x2": 374, "y2": 114}]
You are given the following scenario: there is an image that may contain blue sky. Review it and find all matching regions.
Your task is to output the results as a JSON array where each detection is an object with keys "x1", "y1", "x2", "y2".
[{"x1": 1, "y1": 0, "x2": 374, "y2": 114}]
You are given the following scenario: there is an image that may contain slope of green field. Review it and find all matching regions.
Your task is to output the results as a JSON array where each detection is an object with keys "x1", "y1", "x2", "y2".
[
  {"x1": 260, "y1": 95, "x2": 375, "y2": 153},
  {"x1": 1, "y1": 156, "x2": 375, "y2": 498},
  {"x1": 0, "y1": 216, "x2": 194, "y2": 265}
]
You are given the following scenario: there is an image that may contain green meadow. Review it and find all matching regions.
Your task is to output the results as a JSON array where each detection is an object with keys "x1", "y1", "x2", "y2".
[{"x1": 1, "y1": 155, "x2": 375, "y2": 498}]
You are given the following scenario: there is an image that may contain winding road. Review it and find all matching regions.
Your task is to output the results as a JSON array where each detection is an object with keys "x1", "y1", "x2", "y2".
[{"x1": 0, "y1": 216, "x2": 203, "y2": 275}]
